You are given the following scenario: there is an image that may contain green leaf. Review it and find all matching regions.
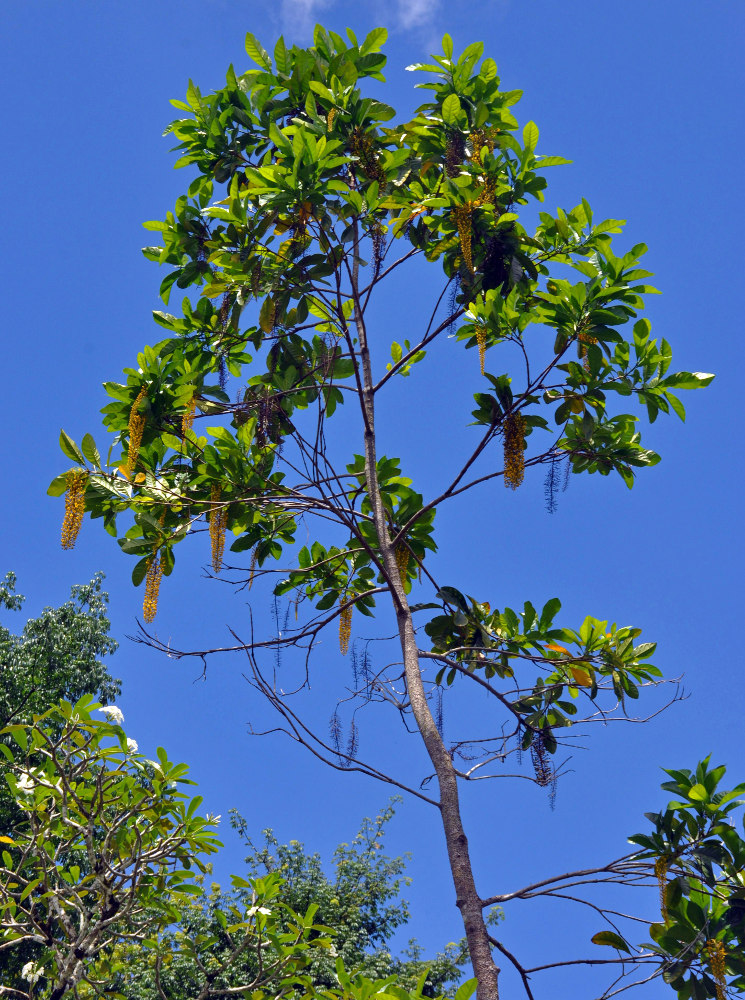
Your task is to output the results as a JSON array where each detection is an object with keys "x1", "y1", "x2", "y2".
[
  {"x1": 687, "y1": 783, "x2": 708, "y2": 802},
  {"x1": 245, "y1": 32, "x2": 271, "y2": 70},
  {"x1": 360, "y1": 27, "x2": 387, "y2": 54},
  {"x1": 59, "y1": 429, "x2": 86, "y2": 464},
  {"x1": 441, "y1": 94, "x2": 463, "y2": 126},
  {"x1": 479, "y1": 58, "x2": 497, "y2": 81},
  {"x1": 523, "y1": 121, "x2": 539, "y2": 152},
  {"x1": 47, "y1": 472, "x2": 70, "y2": 497},
  {"x1": 81, "y1": 433, "x2": 101, "y2": 467},
  {"x1": 538, "y1": 597, "x2": 561, "y2": 631},
  {"x1": 591, "y1": 931, "x2": 631, "y2": 953}
]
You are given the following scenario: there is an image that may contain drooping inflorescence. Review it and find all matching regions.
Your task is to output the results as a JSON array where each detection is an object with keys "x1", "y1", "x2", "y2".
[
  {"x1": 339, "y1": 595, "x2": 353, "y2": 656},
  {"x1": 181, "y1": 394, "x2": 196, "y2": 438},
  {"x1": 503, "y1": 413, "x2": 526, "y2": 489},
  {"x1": 453, "y1": 204, "x2": 474, "y2": 273},
  {"x1": 61, "y1": 470, "x2": 88, "y2": 549},
  {"x1": 476, "y1": 326, "x2": 487, "y2": 375},
  {"x1": 530, "y1": 729, "x2": 554, "y2": 788},
  {"x1": 654, "y1": 856, "x2": 669, "y2": 923},
  {"x1": 127, "y1": 387, "x2": 148, "y2": 476},
  {"x1": 143, "y1": 551, "x2": 163, "y2": 624},
  {"x1": 445, "y1": 129, "x2": 466, "y2": 177},
  {"x1": 578, "y1": 328, "x2": 598, "y2": 371},
  {"x1": 395, "y1": 544, "x2": 410, "y2": 587},
  {"x1": 209, "y1": 483, "x2": 227, "y2": 573},
  {"x1": 706, "y1": 939, "x2": 727, "y2": 1000}
]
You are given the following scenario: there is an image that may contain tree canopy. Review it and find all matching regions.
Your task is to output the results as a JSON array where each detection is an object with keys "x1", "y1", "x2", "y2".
[{"x1": 45, "y1": 23, "x2": 738, "y2": 1000}]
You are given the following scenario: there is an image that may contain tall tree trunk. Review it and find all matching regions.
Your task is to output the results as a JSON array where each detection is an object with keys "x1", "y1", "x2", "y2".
[{"x1": 352, "y1": 281, "x2": 500, "y2": 1000}]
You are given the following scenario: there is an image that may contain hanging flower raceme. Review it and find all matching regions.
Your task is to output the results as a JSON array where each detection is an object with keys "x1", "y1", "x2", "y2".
[
  {"x1": 503, "y1": 413, "x2": 526, "y2": 490},
  {"x1": 327, "y1": 108, "x2": 337, "y2": 131},
  {"x1": 61, "y1": 469, "x2": 88, "y2": 549},
  {"x1": 476, "y1": 326, "x2": 487, "y2": 375},
  {"x1": 453, "y1": 204, "x2": 474, "y2": 273},
  {"x1": 444, "y1": 130, "x2": 466, "y2": 177},
  {"x1": 143, "y1": 551, "x2": 163, "y2": 624},
  {"x1": 127, "y1": 387, "x2": 148, "y2": 476},
  {"x1": 209, "y1": 483, "x2": 227, "y2": 573},
  {"x1": 143, "y1": 510, "x2": 166, "y2": 624},
  {"x1": 654, "y1": 856, "x2": 669, "y2": 922},
  {"x1": 181, "y1": 394, "x2": 196, "y2": 437},
  {"x1": 706, "y1": 939, "x2": 727, "y2": 1000},
  {"x1": 394, "y1": 544, "x2": 410, "y2": 587},
  {"x1": 578, "y1": 327, "x2": 598, "y2": 370},
  {"x1": 339, "y1": 595, "x2": 353, "y2": 656}
]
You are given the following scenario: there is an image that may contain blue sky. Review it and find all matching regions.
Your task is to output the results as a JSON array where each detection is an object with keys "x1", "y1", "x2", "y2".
[{"x1": 2, "y1": 1, "x2": 744, "y2": 995}]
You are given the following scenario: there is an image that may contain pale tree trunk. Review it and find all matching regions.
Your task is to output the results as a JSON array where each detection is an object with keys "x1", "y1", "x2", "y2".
[{"x1": 352, "y1": 281, "x2": 500, "y2": 1000}]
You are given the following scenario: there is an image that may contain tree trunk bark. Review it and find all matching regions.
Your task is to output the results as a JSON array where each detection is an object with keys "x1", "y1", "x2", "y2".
[{"x1": 352, "y1": 289, "x2": 500, "y2": 1000}]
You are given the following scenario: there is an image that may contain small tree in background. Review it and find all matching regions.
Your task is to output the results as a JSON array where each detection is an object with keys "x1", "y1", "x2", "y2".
[
  {"x1": 49, "y1": 25, "x2": 742, "y2": 999},
  {"x1": 0, "y1": 575, "x2": 120, "y2": 987}
]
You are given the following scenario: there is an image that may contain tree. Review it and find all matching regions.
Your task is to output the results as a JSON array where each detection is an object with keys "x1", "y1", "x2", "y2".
[
  {"x1": 50, "y1": 25, "x2": 726, "y2": 999},
  {"x1": 0, "y1": 573, "x2": 120, "y2": 734},
  {"x1": 0, "y1": 575, "x2": 121, "y2": 986},
  {"x1": 0, "y1": 699, "x2": 467, "y2": 1000},
  {"x1": 80, "y1": 805, "x2": 469, "y2": 1000}
]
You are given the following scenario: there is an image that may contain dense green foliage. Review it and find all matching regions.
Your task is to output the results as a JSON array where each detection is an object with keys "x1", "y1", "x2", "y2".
[
  {"x1": 82, "y1": 807, "x2": 469, "y2": 1000},
  {"x1": 0, "y1": 575, "x2": 120, "y2": 988},
  {"x1": 0, "y1": 573, "x2": 119, "y2": 734},
  {"x1": 50, "y1": 25, "x2": 712, "y2": 787},
  {"x1": 0, "y1": 699, "x2": 470, "y2": 1000}
]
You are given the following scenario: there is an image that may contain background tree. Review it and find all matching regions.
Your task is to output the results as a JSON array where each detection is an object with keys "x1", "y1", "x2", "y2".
[
  {"x1": 0, "y1": 698, "x2": 470, "y2": 1000},
  {"x1": 50, "y1": 26, "x2": 724, "y2": 1000},
  {"x1": 0, "y1": 573, "x2": 120, "y2": 734},
  {"x1": 0, "y1": 575, "x2": 120, "y2": 987},
  {"x1": 83, "y1": 805, "x2": 469, "y2": 1000}
]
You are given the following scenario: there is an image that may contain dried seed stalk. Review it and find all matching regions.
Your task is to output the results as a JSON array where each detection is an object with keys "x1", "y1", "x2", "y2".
[
  {"x1": 61, "y1": 470, "x2": 88, "y2": 550},
  {"x1": 504, "y1": 413, "x2": 526, "y2": 490},
  {"x1": 127, "y1": 387, "x2": 148, "y2": 476}
]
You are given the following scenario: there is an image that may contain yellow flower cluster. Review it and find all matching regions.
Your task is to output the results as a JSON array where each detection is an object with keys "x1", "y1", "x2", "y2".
[
  {"x1": 476, "y1": 326, "x2": 487, "y2": 375},
  {"x1": 61, "y1": 470, "x2": 88, "y2": 550},
  {"x1": 453, "y1": 205, "x2": 474, "y2": 273},
  {"x1": 209, "y1": 483, "x2": 227, "y2": 573},
  {"x1": 182, "y1": 394, "x2": 196, "y2": 437},
  {"x1": 339, "y1": 596, "x2": 353, "y2": 656},
  {"x1": 127, "y1": 387, "x2": 148, "y2": 477},
  {"x1": 706, "y1": 939, "x2": 727, "y2": 1000},
  {"x1": 395, "y1": 544, "x2": 410, "y2": 586},
  {"x1": 327, "y1": 108, "x2": 337, "y2": 131},
  {"x1": 349, "y1": 128, "x2": 384, "y2": 183},
  {"x1": 654, "y1": 856, "x2": 669, "y2": 922},
  {"x1": 143, "y1": 552, "x2": 163, "y2": 624},
  {"x1": 503, "y1": 413, "x2": 526, "y2": 490},
  {"x1": 469, "y1": 127, "x2": 499, "y2": 161}
]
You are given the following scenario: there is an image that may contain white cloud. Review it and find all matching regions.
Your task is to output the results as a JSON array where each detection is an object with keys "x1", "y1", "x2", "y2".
[
  {"x1": 396, "y1": 0, "x2": 439, "y2": 31},
  {"x1": 279, "y1": 0, "x2": 333, "y2": 39}
]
